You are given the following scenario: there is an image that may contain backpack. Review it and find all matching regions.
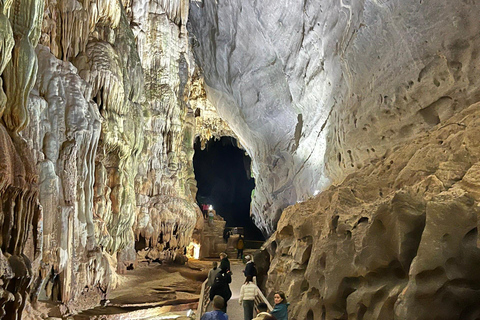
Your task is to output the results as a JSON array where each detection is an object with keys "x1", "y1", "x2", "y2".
[{"x1": 237, "y1": 238, "x2": 244, "y2": 249}]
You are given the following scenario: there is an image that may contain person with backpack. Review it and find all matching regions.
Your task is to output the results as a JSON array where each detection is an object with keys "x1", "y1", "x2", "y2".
[
  {"x1": 236, "y1": 235, "x2": 244, "y2": 259},
  {"x1": 210, "y1": 269, "x2": 232, "y2": 313}
]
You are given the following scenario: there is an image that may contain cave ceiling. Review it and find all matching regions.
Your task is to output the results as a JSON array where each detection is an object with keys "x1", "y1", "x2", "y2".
[{"x1": 188, "y1": 0, "x2": 480, "y2": 233}]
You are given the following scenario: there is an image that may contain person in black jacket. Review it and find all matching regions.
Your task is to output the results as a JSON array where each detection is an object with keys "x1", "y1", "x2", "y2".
[
  {"x1": 209, "y1": 270, "x2": 232, "y2": 313},
  {"x1": 219, "y1": 252, "x2": 230, "y2": 273},
  {"x1": 243, "y1": 255, "x2": 257, "y2": 278}
]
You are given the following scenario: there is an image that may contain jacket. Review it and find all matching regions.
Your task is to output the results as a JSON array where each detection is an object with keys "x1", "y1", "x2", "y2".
[
  {"x1": 207, "y1": 267, "x2": 220, "y2": 287},
  {"x1": 201, "y1": 310, "x2": 229, "y2": 320},
  {"x1": 243, "y1": 261, "x2": 257, "y2": 277},
  {"x1": 209, "y1": 272, "x2": 232, "y2": 302},
  {"x1": 219, "y1": 257, "x2": 230, "y2": 272},
  {"x1": 252, "y1": 312, "x2": 271, "y2": 320},
  {"x1": 270, "y1": 302, "x2": 289, "y2": 320},
  {"x1": 239, "y1": 282, "x2": 258, "y2": 303}
]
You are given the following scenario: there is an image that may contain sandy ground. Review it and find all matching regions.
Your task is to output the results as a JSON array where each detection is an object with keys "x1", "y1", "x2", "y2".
[
  {"x1": 70, "y1": 257, "x2": 255, "y2": 319},
  {"x1": 73, "y1": 260, "x2": 212, "y2": 319}
]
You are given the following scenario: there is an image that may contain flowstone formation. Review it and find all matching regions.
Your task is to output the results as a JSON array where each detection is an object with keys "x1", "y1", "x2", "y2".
[
  {"x1": 188, "y1": 0, "x2": 480, "y2": 235},
  {"x1": 0, "y1": 0, "x2": 210, "y2": 317},
  {"x1": 262, "y1": 104, "x2": 480, "y2": 320}
]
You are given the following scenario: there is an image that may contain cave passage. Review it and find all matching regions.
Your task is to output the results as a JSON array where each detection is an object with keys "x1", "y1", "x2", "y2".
[{"x1": 194, "y1": 136, "x2": 264, "y2": 241}]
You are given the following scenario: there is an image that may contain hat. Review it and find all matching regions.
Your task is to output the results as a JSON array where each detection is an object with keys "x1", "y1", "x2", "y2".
[{"x1": 245, "y1": 255, "x2": 251, "y2": 261}]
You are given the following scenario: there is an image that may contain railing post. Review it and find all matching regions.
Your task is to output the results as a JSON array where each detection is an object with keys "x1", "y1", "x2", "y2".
[{"x1": 197, "y1": 279, "x2": 209, "y2": 318}]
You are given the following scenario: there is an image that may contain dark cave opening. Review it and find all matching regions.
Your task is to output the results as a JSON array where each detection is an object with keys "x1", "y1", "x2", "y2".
[{"x1": 193, "y1": 136, "x2": 265, "y2": 241}]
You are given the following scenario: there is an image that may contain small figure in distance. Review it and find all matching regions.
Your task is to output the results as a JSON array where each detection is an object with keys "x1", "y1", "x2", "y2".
[
  {"x1": 201, "y1": 295, "x2": 229, "y2": 320},
  {"x1": 236, "y1": 235, "x2": 244, "y2": 259}
]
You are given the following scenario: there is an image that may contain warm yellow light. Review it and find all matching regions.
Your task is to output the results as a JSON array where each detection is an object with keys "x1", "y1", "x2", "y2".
[{"x1": 187, "y1": 242, "x2": 201, "y2": 259}]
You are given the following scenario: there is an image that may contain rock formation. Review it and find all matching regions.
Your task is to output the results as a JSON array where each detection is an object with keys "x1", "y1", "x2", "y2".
[
  {"x1": 0, "y1": 0, "x2": 216, "y2": 317},
  {"x1": 188, "y1": 0, "x2": 480, "y2": 235},
  {"x1": 263, "y1": 103, "x2": 480, "y2": 319},
  {"x1": 1, "y1": 0, "x2": 480, "y2": 318}
]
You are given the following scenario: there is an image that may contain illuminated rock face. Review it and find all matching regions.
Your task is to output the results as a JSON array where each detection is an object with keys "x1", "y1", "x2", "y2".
[
  {"x1": 2, "y1": 0, "x2": 480, "y2": 318},
  {"x1": 189, "y1": 0, "x2": 480, "y2": 234},
  {"x1": 263, "y1": 103, "x2": 480, "y2": 319},
  {"x1": 0, "y1": 0, "x2": 210, "y2": 316}
]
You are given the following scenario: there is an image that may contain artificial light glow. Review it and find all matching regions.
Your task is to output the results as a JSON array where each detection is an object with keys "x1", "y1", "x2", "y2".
[
  {"x1": 187, "y1": 242, "x2": 201, "y2": 259},
  {"x1": 209, "y1": 205, "x2": 213, "y2": 210}
]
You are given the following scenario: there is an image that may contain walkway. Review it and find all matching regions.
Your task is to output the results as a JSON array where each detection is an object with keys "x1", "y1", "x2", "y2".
[
  {"x1": 205, "y1": 260, "x2": 246, "y2": 320},
  {"x1": 227, "y1": 261, "x2": 246, "y2": 319}
]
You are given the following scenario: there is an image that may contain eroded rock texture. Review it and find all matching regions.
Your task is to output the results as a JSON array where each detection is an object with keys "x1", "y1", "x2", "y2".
[
  {"x1": 1, "y1": 0, "x2": 210, "y2": 317},
  {"x1": 189, "y1": 0, "x2": 480, "y2": 234},
  {"x1": 264, "y1": 104, "x2": 480, "y2": 320}
]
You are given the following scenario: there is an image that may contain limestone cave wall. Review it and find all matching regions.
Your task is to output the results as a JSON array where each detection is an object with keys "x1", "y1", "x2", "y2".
[
  {"x1": 188, "y1": 0, "x2": 480, "y2": 234},
  {"x1": 263, "y1": 103, "x2": 480, "y2": 319},
  {"x1": 0, "y1": 0, "x2": 214, "y2": 317}
]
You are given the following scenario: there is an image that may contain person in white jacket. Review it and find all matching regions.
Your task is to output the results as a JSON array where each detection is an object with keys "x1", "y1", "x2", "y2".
[{"x1": 239, "y1": 275, "x2": 258, "y2": 320}]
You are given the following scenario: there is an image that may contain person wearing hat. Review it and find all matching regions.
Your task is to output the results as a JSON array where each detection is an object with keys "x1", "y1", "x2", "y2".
[{"x1": 243, "y1": 255, "x2": 257, "y2": 279}]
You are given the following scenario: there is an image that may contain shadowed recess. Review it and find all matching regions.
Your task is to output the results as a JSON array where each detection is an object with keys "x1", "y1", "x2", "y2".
[{"x1": 193, "y1": 136, "x2": 264, "y2": 241}]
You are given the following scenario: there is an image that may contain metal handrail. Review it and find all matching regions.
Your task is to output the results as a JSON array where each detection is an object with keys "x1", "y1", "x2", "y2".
[{"x1": 196, "y1": 279, "x2": 210, "y2": 318}]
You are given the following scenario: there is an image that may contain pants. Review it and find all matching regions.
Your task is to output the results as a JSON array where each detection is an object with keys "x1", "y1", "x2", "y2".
[
  {"x1": 237, "y1": 249, "x2": 243, "y2": 259},
  {"x1": 243, "y1": 300, "x2": 254, "y2": 320}
]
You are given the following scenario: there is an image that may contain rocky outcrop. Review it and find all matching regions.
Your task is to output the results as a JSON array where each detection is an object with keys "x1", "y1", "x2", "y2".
[
  {"x1": 264, "y1": 103, "x2": 480, "y2": 320},
  {"x1": 1, "y1": 0, "x2": 211, "y2": 317},
  {"x1": 188, "y1": 0, "x2": 480, "y2": 235}
]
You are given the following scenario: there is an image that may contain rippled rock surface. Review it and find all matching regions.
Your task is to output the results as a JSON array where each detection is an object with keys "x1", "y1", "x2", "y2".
[
  {"x1": 189, "y1": 0, "x2": 480, "y2": 234},
  {"x1": 263, "y1": 103, "x2": 480, "y2": 320},
  {"x1": 0, "y1": 0, "x2": 211, "y2": 316}
]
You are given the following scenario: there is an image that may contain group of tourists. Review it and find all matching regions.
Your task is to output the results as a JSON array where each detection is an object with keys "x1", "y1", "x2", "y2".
[{"x1": 202, "y1": 253, "x2": 289, "y2": 320}]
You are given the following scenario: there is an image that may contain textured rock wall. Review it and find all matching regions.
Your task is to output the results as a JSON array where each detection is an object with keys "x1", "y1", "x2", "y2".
[
  {"x1": 0, "y1": 0, "x2": 208, "y2": 317},
  {"x1": 188, "y1": 0, "x2": 480, "y2": 234},
  {"x1": 263, "y1": 103, "x2": 480, "y2": 320}
]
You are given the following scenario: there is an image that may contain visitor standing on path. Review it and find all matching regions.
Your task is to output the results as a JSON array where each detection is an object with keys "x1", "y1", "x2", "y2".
[
  {"x1": 201, "y1": 295, "x2": 229, "y2": 320},
  {"x1": 243, "y1": 255, "x2": 257, "y2": 280},
  {"x1": 236, "y1": 235, "x2": 244, "y2": 259},
  {"x1": 239, "y1": 275, "x2": 258, "y2": 320},
  {"x1": 207, "y1": 261, "x2": 221, "y2": 287},
  {"x1": 219, "y1": 252, "x2": 230, "y2": 273},
  {"x1": 270, "y1": 291, "x2": 289, "y2": 320},
  {"x1": 210, "y1": 270, "x2": 232, "y2": 313}
]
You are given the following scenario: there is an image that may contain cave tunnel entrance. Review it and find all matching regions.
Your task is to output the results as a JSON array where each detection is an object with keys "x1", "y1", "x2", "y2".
[{"x1": 194, "y1": 136, "x2": 265, "y2": 241}]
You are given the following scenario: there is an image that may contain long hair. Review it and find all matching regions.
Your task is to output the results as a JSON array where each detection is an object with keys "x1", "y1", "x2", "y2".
[
  {"x1": 275, "y1": 291, "x2": 287, "y2": 304},
  {"x1": 244, "y1": 275, "x2": 253, "y2": 284}
]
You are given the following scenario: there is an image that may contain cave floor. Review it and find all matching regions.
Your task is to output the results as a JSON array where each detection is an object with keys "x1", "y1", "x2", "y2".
[{"x1": 72, "y1": 260, "x2": 211, "y2": 319}]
